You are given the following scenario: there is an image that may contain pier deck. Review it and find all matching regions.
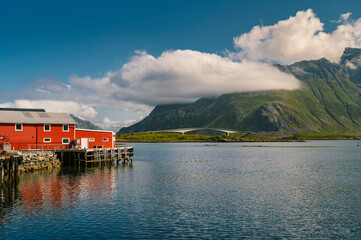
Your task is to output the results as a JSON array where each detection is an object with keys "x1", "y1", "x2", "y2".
[{"x1": 56, "y1": 146, "x2": 133, "y2": 165}]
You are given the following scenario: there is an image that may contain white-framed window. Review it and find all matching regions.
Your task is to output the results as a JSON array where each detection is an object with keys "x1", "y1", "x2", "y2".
[
  {"x1": 44, "y1": 124, "x2": 51, "y2": 132},
  {"x1": 15, "y1": 123, "x2": 23, "y2": 131},
  {"x1": 102, "y1": 138, "x2": 109, "y2": 142},
  {"x1": 62, "y1": 138, "x2": 70, "y2": 144},
  {"x1": 89, "y1": 138, "x2": 95, "y2": 142},
  {"x1": 43, "y1": 138, "x2": 51, "y2": 143},
  {"x1": 63, "y1": 124, "x2": 69, "y2": 132}
]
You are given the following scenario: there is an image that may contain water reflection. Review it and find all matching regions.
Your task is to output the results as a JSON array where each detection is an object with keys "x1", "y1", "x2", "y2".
[
  {"x1": 0, "y1": 176, "x2": 20, "y2": 227},
  {"x1": 25, "y1": 163, "x2": 131, "y2": 201},
  {"x1": 0, "y1": 163, "x2": 133, "y2": 231},
  {"x1": 1, "y1": 142, "x2": 361, "y2": 238}
]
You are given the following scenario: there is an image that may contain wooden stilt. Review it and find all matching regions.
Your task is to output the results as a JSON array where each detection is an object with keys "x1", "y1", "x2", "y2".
[{"x1": 52, "y1": 146, "x2": 133, "y2": 167}]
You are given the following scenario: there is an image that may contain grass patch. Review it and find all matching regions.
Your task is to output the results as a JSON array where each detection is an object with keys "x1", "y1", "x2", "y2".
[{"x1": 284, "y1": 134, "x2": 361, "y2": 140}]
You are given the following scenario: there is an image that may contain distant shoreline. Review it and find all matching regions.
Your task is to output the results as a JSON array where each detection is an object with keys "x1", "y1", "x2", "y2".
[{"x1": 116, "y1": 133, "x2": 361, "y2": 143}]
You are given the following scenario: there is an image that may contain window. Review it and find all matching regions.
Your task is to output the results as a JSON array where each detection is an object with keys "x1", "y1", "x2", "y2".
[
  {"x1": 15, "y1": 123, "x2": 23, "y2": 131},
  {"x1": 43, "y1": 138, "x2": 51, "y2": 143},
  {"x1": 44, "y1": 124, "x2": 51, "y2": 132},
  {"x1": 89, "y1": 138, "x2": 95, "y2": 142},
  {"x1": 102, "y1": 138, "x2": 109, "y2": 142},
  {"x1": 63, "y1": 124, "x2": 69, "y2": 132},
  {"x1": 62, "y1": 138, "x2": 70, "y2": 144}
]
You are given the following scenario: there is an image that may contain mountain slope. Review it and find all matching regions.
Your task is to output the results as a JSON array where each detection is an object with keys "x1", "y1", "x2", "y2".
[
  {"x1": 119, "y1": 48, "x2": 361, "y2": 134},
  {"x1": 70, "y1": 114, "x2": 103, "y2": 130}
]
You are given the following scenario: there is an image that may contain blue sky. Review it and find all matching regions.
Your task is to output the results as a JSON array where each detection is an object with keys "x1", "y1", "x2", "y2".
[{"x1": 1, "y1": 0, "x2": 361, "y2": 130}]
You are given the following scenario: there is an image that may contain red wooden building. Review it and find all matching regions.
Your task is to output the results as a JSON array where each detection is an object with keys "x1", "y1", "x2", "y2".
[
  {"x1": 75, "y1": 129, "x2": 115, "y2": 149},
  {"x1": 0, "y1": 108, "x2": 115, "y2": 150}
]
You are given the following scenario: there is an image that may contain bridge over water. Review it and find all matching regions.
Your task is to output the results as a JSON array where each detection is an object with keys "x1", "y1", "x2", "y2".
[{"x1": 148, "y1": 128, "x2": 239, "y2": 136}]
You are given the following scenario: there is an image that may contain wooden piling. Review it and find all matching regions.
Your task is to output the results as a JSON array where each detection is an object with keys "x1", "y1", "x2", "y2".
[
  {"x1": 0, "y1": 155, "x2": 22, "y2": 183},
  {"x1": 0, "y1": 159, "x2": 4, "y2": 181},
  {"x1": 55, "y1": 146, "x2": 133, "y2": 166}
]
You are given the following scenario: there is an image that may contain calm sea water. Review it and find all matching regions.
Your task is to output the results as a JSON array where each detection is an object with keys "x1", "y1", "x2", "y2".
[{"x1": 1, "y1": 141, "x2": 361, "y2": 239}]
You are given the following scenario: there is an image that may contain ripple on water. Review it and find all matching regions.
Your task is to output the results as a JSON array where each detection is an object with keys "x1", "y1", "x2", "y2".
[{"x1": 1, "y1": 141, "x2": 361, "y2": 239}]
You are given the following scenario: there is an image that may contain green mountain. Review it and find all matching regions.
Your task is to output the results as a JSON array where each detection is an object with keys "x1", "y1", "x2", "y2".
[
  {"x1": 70, "y1": 114, "x2": 102, "y2": 130},
  {"x1": 118, "y1": 48, "x2": 361, "y2": 135}
]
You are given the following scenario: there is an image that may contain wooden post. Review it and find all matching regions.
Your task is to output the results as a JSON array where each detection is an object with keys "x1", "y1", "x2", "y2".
[
  {"x1": 14, "y1": 156, "x2": 19, "y2": 176},
  {"x1": 10, "y1": 156, "x2": 14, "y2": 178},
  {"x1": 0, "y1": 159, "x2": 4, "y2": 182}
]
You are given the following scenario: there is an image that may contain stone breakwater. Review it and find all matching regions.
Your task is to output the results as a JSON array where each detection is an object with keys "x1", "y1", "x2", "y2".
[
  {"x1": 1, "y1": 151, "x2": 61, "y2": 182},
  {"x1": 16, "y1": 151, "x2": 61, "y2": 173}
]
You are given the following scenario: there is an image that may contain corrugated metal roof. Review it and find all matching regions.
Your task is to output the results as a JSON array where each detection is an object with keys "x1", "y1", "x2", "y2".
[
  {"x1": 0, "y1": 108, "x2": 45, "y2": 112},
  {"x1": 0, "y1": 110, "x2": 77, "y2": 124}
]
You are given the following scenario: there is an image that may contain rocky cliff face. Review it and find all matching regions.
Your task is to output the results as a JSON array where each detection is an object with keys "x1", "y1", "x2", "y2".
[
  {"x1": 119, "y1": 48, "x2": 361, "y2": 134},
  {"x1": 341, "y1": 48, "x2": 361, "y2": 87}
]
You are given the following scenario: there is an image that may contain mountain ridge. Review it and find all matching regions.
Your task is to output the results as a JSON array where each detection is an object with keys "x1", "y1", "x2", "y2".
[
  {"x1": 118, "y1": 48, "x2": 361, "y2": 134},
  {"x1": 70, "y1": 114, "x2": 103, "y2": 130}
]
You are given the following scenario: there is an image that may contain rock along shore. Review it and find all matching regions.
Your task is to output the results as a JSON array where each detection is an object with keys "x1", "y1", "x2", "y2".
[{"x1": 13, "y1": 150, "x2": 60, "y2": 173}]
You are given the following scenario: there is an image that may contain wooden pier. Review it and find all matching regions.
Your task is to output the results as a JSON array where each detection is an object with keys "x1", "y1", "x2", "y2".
[
  {"x1": 0, "y1": 155, "x2": 23, "y2": 182},
  {"x1": 56, "y1": 146, "x2": 133, "y2": 165},
  {"x1": 0, "y1": 146, "x2": 133, "y2": 182}
]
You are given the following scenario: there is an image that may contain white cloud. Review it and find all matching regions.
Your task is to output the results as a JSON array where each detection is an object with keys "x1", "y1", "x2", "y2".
[
  {"x1": 341, "y1": 12, "x2": 352, "y2": 22},
  {"x1": 345, "y1": 61, "x2": 357, "y2": 69},
  {"x1": 96, "y1": 116, "x2": 143, "y2": 131},
  {"x1": 96, "y1": 117, "x2": 121, "y2": 131},
  {"x1": 0, "y1": 100, "x2": 97, "y2": 119},
  {"x1": 234, "y1": 9, "x2": 361, "y2": 64},
  {"x1": 105, "y1": 50, "x2": 300, "y2": 105}
]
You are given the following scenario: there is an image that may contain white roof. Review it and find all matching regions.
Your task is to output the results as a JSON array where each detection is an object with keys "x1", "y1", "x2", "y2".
[
  {"x1": 75, "y1": 128, "x2": 115, "y2": 134},
  {"x1": 0, "y1": 110, "x2": 77, "y2": 124}
]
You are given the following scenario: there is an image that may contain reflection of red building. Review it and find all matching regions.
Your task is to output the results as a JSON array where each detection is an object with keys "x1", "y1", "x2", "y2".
[
  {"x1": 0, "y1": 108, "x2": 115, "y2": 150},
  {"x1": 20, "y1": 181, "x2": 44, "y2": 209},
  {"x1": 19, "y1": 167, "x2": 116, "y2": 210}
]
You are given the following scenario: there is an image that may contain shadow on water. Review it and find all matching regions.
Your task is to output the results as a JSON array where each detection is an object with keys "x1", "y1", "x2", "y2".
[
  {"x1": 59, "y1": 161, "x2": 133, "y2": 176},
  {"x1": 0, "y1": 176, "x2": 20, "y2": 227}
]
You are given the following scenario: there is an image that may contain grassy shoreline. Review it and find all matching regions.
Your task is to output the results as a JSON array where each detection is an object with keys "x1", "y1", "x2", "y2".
[{"x1": 116, "y1": 132, "x2": 361, "y2": 143}]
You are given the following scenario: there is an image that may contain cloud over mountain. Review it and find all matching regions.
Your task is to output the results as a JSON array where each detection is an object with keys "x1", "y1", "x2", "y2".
[
  {"x1": 103, "y1": 50, "x2": 299, "y2": 105},
  {"x1": 234, "y1": 9, "x2": 361, "y2": 64}
]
